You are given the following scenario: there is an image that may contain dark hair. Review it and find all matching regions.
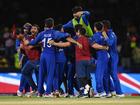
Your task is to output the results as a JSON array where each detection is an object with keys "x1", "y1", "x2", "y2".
[
  {"x1": 44, "y1": 18, "x2": 54, "y2": 28},
  {"x1": 32, "y1": 24, "x2": 40, "y2": 31},
  {"x1": 79, "y1": 27, "x2": 86, "y2": 35},
  {"x1": 102, "y1": 20, "x2": 111, "y2": 29},
  {"x1": 54, "y1": 24, "x2": 63, "y2": 31},
  {"x1": 94, "y1": 22, "x2": 104, "y2": 31},
  {"x1": 72, "y1": 6, "x2": 83, "y2": 14},
  {"x1": 75, "y1": 24, "x2": 83, "y2": 32}
]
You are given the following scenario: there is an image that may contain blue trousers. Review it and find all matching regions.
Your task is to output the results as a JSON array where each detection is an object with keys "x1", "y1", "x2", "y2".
[
  {"x1": 53, "y1": 61, "x2": 66, "y2": 91},
  {"x1": 22, "y1": 60, "x2": 39, "y2": 91},
  {"x1": 95, "y1": 54, "x2": 109, "y2": 93},
  {"x1": 65, "y1": 62, "x2": 75, "y2": 95},
  {"x1": 38, "y1": 52, "x2": 55, "y2": 94},
  {"x1": 19, "y1": 56, "x2": 30, "y2": 92},
  {"x1": 109, "y1": 55, "x2": 123, "y2": 94}
]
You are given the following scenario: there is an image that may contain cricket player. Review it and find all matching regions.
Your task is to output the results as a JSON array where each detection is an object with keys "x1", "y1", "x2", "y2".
[
  {"x1": 102, "y1": 20, "x2": 124, "y2": 97},
  {"x1": 63, "y1": 6, "x2": 93, "y2": 37},
  {"x1": 90, "y1": 22, "x2": 109, "y2": 98},
  {"x1": 16, "y1": 23, "x2": 32, "y2": 96},
  {"x1": 20, "y1": 24, "x2": 41, "y2": 97}
]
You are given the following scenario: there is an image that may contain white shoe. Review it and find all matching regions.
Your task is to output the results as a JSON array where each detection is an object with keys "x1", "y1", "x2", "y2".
[
  {"x1": 17, "y1": 90, "x2": 23, "y2": 97},
  {"x1": 25, "y1": 92, "x2": 31, "y2": 98},
  {"x1": 94, "y1": 92, "x2": 106, "y2": 98},
  {"x1": 43, "y1": 93, "x2": 54, "y2": 98},
  {"x1": 106, "y1": 93, "x2": 112, "y2": 98},
  {"x1": 116, "y1": 94, "x2": 125, "y2": 97},
  {"x1": 111, "y1": 91, "x2": 116, "y2": 96}
]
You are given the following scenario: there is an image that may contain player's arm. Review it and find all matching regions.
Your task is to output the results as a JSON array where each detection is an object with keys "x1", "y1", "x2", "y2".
[
  {"x1": 66, "y1": 37, "x2": 82, "y2": 48},
  {"x1": 90, "y1": 35, "x2": 108, "y2": 50},
  {"x1": 63, "y1": 21, "x2": 74, "y2": 29},
  {"x1": 49, "y1": 40, "x2": 71, "y2": 47},
  {"x1": 54, "y1": 31, "x2": 82, "y2": 48},
  {"x1": 92, "y1": 43, "x2": 109, "y2": 50}
]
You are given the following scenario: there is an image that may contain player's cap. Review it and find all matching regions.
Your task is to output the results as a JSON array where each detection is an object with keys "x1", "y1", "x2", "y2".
[{"x1": 72, "y1": 6, "x2": 83, "y2": 14}]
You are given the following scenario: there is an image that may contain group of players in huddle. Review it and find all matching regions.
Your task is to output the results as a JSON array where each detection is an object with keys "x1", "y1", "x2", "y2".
[{"x1": 15, "y1": 6, "x2": 124, "y2": 98}]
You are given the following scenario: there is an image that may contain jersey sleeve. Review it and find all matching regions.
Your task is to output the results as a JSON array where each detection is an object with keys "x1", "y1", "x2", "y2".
[
  {"x1": 63, "y1": 20, "x2": 74, "y2": 29},
  {"x1": 28, "y1": 32, "x2": 42, "y2": 45},
  {"x1": 82, "y1": 11, "x2": 90, "y2": 25}
]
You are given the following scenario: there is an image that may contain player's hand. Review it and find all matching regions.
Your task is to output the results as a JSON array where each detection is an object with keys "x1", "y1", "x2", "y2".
[
  {"x1": 76, "y1": 42, "x2": 83, "y2": 49},
  {"x1": 24, "y1": 39, "x2": 29, "y2": 45},
  {"x1": 49, "y1": 40, "x2": 55, "y2": 45},
  {"x1": 102, "y1": 31, "x2": 108, "y2": 38}
]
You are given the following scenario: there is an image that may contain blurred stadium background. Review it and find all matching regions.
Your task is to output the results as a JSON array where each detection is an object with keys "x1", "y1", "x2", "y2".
[{"x1": 0, "y1": 0, "x2": 140, "y2": 95}]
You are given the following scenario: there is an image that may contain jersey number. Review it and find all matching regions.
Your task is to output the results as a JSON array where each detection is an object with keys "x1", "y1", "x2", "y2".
[{"x1": 42, "y1": 38, "x2": 52, "y2": 48}]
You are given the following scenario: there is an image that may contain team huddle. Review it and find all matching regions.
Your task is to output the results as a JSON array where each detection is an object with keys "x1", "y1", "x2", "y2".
[{"x1": 15, "y1": 6, "x2": 124, "y2": 98}]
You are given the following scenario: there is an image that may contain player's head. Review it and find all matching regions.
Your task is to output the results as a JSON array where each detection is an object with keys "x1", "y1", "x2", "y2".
[
  {"x1": 44, "y1": 18, "x2": 54, "y2": 29},
  {"x1": 75, "y1": 24, "x2": 83, "y2": 33},
  {"x1": 23, "y1": 22, "x2": 32, "y2": 34},
  {"x1": 94, "y1": 22, "x2": 104, "y2": 32},
  {"x1": 54, "y1": 24, "x2": 64, "y2": 32},
  {"x1": 72, "y1": 6, "x2": 83, "y2": 18},
  {"x1": 102, "y1": 20, "x2": 111, "y2": 31},
  {"x1": 78, "y1": 27, "x2": 86, "y2": 36},
  {"x1": 31, "y1": 24, "x2": 40, "y2": 35}
]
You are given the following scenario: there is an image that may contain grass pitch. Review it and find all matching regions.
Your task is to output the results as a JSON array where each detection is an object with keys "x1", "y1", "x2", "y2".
[{"x1": 0, "y1": 96, "x2": 140, "y2": 105}]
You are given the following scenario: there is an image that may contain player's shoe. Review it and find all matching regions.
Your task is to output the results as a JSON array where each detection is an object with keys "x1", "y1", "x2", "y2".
[
  {"x1": 94, "y1": 92, "x2": 106, "y2": 98},
  {"x1": 17, "y1": 90, "x2": 23, "y2": 97},
  {"x1": 29, "y1": 90, "x2": 38, "y2": 97},
  {"x1": 106, "y1": 93, "x2": 112, "y2": 98},
  {"x1": 116, "y1": 94, "x2": 125, "y2": 98},
  {"x1": 43, "y1": 93, "x2": 54, "y2": 98},
  {"x1": 111, "y1": 91, "x2": 116, "y2": 96},
  {"x1": 37, "y1": 93, "x2": 43, "y2": 98},
  {"x1": 25, "y1": 92, "x2": 31, "y2": 98}
]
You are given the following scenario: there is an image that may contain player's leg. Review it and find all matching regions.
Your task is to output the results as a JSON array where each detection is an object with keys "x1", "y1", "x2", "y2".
[
  {"x1": 22, "y1": 60, "x2": 37, "y2": 92},
  {"x1": 45, "y1": 53, "x2": 55, "y2": 96},
  {"x1": 111, "y1": 57, "x2": 123, "y2": 95},
  {"x1": 66, "y1": 62, "x2": 74, "y2": 95},
  {"x1": 37, "y1": 54, "x2": 46, "y2": 96},
  {"x1": 94, "y1": 59, "x2": 106, "y2": 97}
]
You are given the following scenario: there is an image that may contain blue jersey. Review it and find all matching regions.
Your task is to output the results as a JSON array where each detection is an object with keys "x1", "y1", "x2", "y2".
[
  {"x1": 63, "y1": 11, "x2": 90, "y2": 29},
  {"x1": 90, "y1": 32, "x2": 108, "y2": 58},
  {"x1": 105, "y1": 29, "x2": 118, "y2": 56},
  {"x1": 29, "y1": 29, "x2": 70, "y2": 54}
]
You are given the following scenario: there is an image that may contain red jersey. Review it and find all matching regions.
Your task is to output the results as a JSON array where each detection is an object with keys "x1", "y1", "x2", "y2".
[
  {"x1": 75, "y1": 36, "x2": 91, "y2": 61},
  {"x1": 21, "y1": 35, "x2": 41, "y2": 61}
]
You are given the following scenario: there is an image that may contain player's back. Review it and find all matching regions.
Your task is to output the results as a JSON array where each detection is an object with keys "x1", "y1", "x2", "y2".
[{"x1": 41, "y1": 29, "x2": 56, "y2": 54}]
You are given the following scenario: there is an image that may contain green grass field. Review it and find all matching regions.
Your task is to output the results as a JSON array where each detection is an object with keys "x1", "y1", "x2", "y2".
[{"x1": 0, "y1": 96, "x2": 140, "y2": 105}]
